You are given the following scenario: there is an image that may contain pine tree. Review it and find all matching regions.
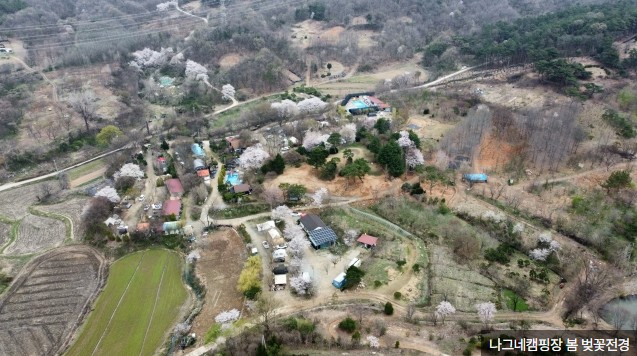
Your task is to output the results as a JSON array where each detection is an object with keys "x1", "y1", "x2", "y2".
[{"x1": 378, "y1": 141, "x2": 405, "y2": 177}]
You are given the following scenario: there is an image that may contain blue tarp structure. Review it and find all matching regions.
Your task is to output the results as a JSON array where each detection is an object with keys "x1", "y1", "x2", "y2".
[
  {"x1": 163, "y1": 221, "x2": 180, "y2": 233},
  {"x1": 463, "y1": 173, "x2": 488, "y2": 183},
  {"x1": 191, "y1": 143, "x2": 205, "y2": 158}
]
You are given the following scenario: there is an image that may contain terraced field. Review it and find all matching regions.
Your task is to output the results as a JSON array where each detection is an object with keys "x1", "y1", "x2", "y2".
[
  {"x1": 66, "y1": 249, "x2": 188, "y2": 356},
  {"x1": 0, "y1": 245, "x2": 106, "y2": 355},
  {"x1": 4, "y1": 213, "x2": 67, "y2": 255}
]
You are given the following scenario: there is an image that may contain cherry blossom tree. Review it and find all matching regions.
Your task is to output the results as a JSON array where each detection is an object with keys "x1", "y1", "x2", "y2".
[
  {"x1": 284, "y1": 223, "x2": 305, "y2": 242},
  {"x1": 215, "y1": 309, "x2": 240, "y2": 324},
  {"x1": 238, "y1": 144, "x2": 271, "y2": 170},
  {"x1": 271, "y1": 100, "x2": 299, "y2": 120},
  {"x1": 405, "y1": 147, "x2": 425, "y2": 168},
  {"x1": 221, "y1": 84, "x2": 235, "y2": 100},
  {"x1": 288, "y1": 236, "x2": 310, "y2": 258},
  {"x1": 289, "y1": 256, "x2": 303, "y2": 274},
  {"x1": 529, "y1": 232, "x2": 560, "y2": 261},
  {"x1": 435, "y1": 301, "x2": 456, "y2": 324},
  {"x1": 297, "y1": 97, "x2": 327, "y2": 114},
  {"x1": 271, "y1": 205, "x2": 293, "y2": 222},
  {"x1": 397, "y1": 131, "x2": 414, "y2": 148},
  {"x1": 433, "y1": 150, "x2": 450, "y2": 170},
  {"x1": 476, "y1": 302, "x2": 497, "y2": 327},
  {"x1": 129, "y1": 47, "x2": 173, "y2": 70},
  {"x1": 302, "y1": 131, "x2": 329, "y2": 150},
  {"x1": 367, "y1": 335, "x2": 380, "y2": 348},
  {"x1": 156, "y1": 1, "x2": 177, "y2": 11},
  {"x1": 362, "y1": 116, "x2": 378, "y2": 129},
  {"x1": 114, "y1": 163, "x2": 144, "y2": 180},
  {"x1": 95, "y1": 186, "x2": 120, "y2": 203},
  {"x1": 339, "y1": 123, "x2": 357, "y2": 144},
  {"x1": 290, "y1": 274, "x2": 313, "y2": 296},
  {"x1": 262, "y1": 186, "x2": 284, "y2": 208},
  {"x1": 185, "y1": 60, "x2": 209, "y2": 82},
  {"x1": 311, "y1": 187, "x2": 330, "y2": 207}
]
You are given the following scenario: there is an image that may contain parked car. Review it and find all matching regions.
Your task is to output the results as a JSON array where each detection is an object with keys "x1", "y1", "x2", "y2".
[
  {"x1": 137, "y1": 195, "x2": 145, "y2": 202},
  {"x1": 143, "y1": 204, "x2": 150, "y2": 211},
  {"x1": 275, "y1": 244, "x2": 288, "y2": 250},
  {"x1": 262, "y1": 241, "x2": 270, "y2": 249},
  {"x1": 152, "y1": 203, "x2": 162, "y2": 210},
  {"x1": 123, "y1": 202, "x2": 132, "y2": 209},
  {"x1": 290, "y1": 211, "x2": 301, "y2": 217}
]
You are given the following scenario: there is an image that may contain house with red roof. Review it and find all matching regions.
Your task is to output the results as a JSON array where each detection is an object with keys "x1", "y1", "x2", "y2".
[
  {"x1": 357, "y1": 234, "x2": 378, "y2": 248},
  {"x1": 162, "y1": 200, "x2": 181, "y2": 218},
  {"x1": 165, "y1": 178, "x2": 184, "y2": 198}
]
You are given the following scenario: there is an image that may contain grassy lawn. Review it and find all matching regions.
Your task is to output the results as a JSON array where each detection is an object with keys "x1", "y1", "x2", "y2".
[
  {"x1": 67, "y1": 159, "x2": 105, "y2": 181},
  {"x1": 503, "y1": 289, "x2": 530, "y2": 312},
  {"x1": 66, "y1": 249, "x2": 187, "y2": 356}
]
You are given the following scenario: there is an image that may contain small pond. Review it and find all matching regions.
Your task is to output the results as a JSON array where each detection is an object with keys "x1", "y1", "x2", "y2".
[{"x1": 601, "y1": 295, "x2": 637, "y2": 329}]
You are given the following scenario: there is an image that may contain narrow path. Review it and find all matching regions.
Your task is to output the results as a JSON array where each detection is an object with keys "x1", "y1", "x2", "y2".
[
  {"x1": 348, "y1": 207, "x2": 416, "y2": 238},
  {"x1": 174, "y1": 3, "x2": 208, "y2": 24},
  {"x1": 91, "y1": 251, "x2": 147, "y2": 356},
  {"x1": 139, "y1": 253, "x2": 169, "y2": 356},
  {"x1": 70, "y1": 167, "x2": 106, "y2": 188},
  {"x1": 12, "y1": 55, "x2": 58, "y2": 102}
]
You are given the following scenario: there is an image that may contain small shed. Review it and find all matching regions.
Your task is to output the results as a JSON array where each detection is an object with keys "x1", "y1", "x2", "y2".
[
  {"x1": 162, "y1": 200, "x2": 181, "y2": 217},
  {"x1": 267, "y1": 229, "x2": 281, "y2": 240},
  {"x1": 165, "y1": 178, "x2": 184, "y2": 198},
  {"x1": 257, "y1": 221, "x2": 276, "y2": 232},
  {"x1": 332, "y1": 272, "x2": 346, "y2": 289},
  {"x1": 162, "y1": 221, "x2": 181, "y2": 234},
  {"x1": 274, "y1": 274, "x2": 287, "y2": 286},
  {"x1": 231, "y1": 184, "x2": 252, "y2": 194},
  {"x1": 197, "y1": 170, "x2": 210, "y2": 181},
  {"x1": 193, "y1": 159, "x2": 205, "y2": 170},
  {"x1": 357, "y1": 234, "x2": 378, "y2": 248}
]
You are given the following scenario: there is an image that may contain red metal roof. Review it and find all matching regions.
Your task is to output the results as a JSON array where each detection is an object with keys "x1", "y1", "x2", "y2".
[
  {"x1": 357, "y1": 234, "x2": 378, "y2": 246},
  {"x1": 197, "y1": 170, "x2": 210, "y2": 177},
  {"x1": 165, "y1": 178, "x2": 184, "y2": 194},
  {"x1": 368, "y1": 96, "x2": 390, "y2": 109},
  {"x1": 162, "y1": 200, "x2": 181, "y2": 216}
]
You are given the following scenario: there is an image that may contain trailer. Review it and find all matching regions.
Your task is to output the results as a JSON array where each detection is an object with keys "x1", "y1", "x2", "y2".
[{"x1": 332, "y1": 272, "x2": 346, "y2": 289}]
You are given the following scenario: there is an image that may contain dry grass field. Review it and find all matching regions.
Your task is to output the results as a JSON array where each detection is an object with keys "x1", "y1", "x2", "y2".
[
  {"x1": 0, "y1": 245, "x2": 106, "y2": 355},
  {"x1": 4, "y1": 214, "x2": 67, "y2": 256},
  {"x1": 40, "y1": 198, "x2": 88, "y2": 240},
  {"x1": 0, "y1": 182, "x2": 61, "y2": 220}
]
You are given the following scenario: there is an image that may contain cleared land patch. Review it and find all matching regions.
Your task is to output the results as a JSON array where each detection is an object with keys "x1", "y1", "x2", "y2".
[
  {"x1": 39, "y1": 198, "x2": 88, "y2": 240},
  {"x1": 0, "y1": 222, "x2": 10, "y2": 249},
  {"x1": 0, "y1": 245, "x2": 105, "y2": 355},
  {"x1": 66, "y1": 249, "x2": 188, "y2": 356},
  {"x1": 5, "y1": 213, "x2": 66, "y2": 255},
  {"x1": 0, "y1": 182, "x2": 60, "y2": 220}
]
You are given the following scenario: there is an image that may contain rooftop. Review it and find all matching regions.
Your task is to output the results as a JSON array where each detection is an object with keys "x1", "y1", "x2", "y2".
[
  {"x1": 308, "y1": 227, "x2": 338, "y2": 247},
  {"x1": 165, "y1": 178, "x2": 184, "y2": 194},
  {"x1": 232, "y1": 183, "x2": 252, "y2": 193},
  {"x1": 162, "y1": 200, "x2": 181, "y2": 216},
  {"x1": 357, "y1": 234, "x2": 379, "y2": 246},
  {"x1": 299, "y1": 214, "x2": 327, "y2": 232}
]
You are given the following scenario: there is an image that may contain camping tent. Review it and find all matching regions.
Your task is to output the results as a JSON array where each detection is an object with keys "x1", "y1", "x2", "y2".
[{"x1": 267, "y1": 229, "x2": 281, "y2": 240}]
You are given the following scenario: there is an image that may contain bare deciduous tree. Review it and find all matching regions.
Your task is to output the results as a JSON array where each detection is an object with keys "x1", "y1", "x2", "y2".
[{"x1": 68, "y1": 90, "x2": 97, "y2": 132}]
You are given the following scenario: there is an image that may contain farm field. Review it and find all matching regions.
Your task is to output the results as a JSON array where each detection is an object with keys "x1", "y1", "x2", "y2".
[
  {"x1": 39, "y1": 198, "x2": 88, "y2": 240},
  {"x1": 4, "y1": 213, "x2": 67, "y2": 255},
  {"x1": 0, "y1": 182, "x2": 60, "y2": 220},
  {"x1": 66, "y1": 249, "x2": 188, "y2": 356},
  {"x1": 0, "y1": 245, "x2": 105, "y2": 355},
  {"x1": 190, "y1": 228, "x2": 246, "y2": 345},
  {"x1": 0, "y1": 222, "x2": 10, "y2": 248}
]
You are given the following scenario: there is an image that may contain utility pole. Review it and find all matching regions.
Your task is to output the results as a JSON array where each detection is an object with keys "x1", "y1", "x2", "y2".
[
  {"x1": 53, "y1": 159, "x2": 58, "y2": 172},
  {"x1": 220, "y1": 0, "x2": 227, "y2": 27}
]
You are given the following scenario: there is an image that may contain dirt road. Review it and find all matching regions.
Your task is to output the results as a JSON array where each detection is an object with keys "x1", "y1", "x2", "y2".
[{"x1": 70, "y1": 167, "x2": 106, "y2": 188}]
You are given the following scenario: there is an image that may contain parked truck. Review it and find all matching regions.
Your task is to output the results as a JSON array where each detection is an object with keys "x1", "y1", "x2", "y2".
[{"x1": 462, "y1": 173, "x2": 488, "y2": 183}]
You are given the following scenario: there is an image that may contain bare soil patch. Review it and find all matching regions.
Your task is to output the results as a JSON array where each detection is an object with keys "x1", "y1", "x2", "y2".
[
  {"x1": 0, "y1": 222, "x2": 9, "y2": 249},
  {"x1": 269, "y1": 164, "x2": 401, "y2": 198},
  {"x1": 219, "y1": 53, "x2": 244, "y2": 70},
  {"x1": 0, "y1": 182, "x2": 61, "y2": 220},
  {"x1": 5, "y1": 213, "x2": 67, "y2": 255},
  {"x1": 190, "y1": 228, "x2": 246, "y2": 345},
  {"x1": 70, "y1": 167, "x2": 106, "y2": 188},
  {"x1": 0, "y1": 245, "x2": 106, "y2": 356},
  {"x1": 474, "y1": 133, "x2": 524, "y2": 172},
  {"x1": 40, "y1": 198, "x2": 88, "y2": 240},
  {"x1": 406, "y1": 115, "x2": 455, "y2": 141}
]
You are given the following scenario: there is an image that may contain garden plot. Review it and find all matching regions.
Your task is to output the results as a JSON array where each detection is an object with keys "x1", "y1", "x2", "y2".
[
  {"x1": 39, "y1": 198, "x2": 88, "y2": 240},
  {"x1": 0, "y1": 182, "x2": 60, "y2": 220},
  {"x1": 5, "y1": 214, "x2": 67, "y2": 255},
  {"x1": 429, "y1": 245, "x2": 497, "y2": 311},
  {"x1": 0, "y1": 245, "x2": 105, "y2": 356}
]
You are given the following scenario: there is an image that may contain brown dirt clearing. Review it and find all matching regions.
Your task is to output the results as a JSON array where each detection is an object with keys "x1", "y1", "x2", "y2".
[
  {"x1": 190, "y1": 228, "x2": 246, "y2": 345},
  {"x1": 474, "y1": 133, "x2": 524, "y2": 172},
  {"x1": 70, "y1": 167, "x2": 106, "y2": 188},
  {"x1": 219, "y1": 53, "x2": 244, "y2": 69},
  {"x1": 406, "y1": 115, "x2": 455, "y2": 140}
]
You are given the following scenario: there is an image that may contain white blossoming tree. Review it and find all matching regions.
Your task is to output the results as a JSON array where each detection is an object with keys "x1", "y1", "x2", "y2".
[
  {"x1": 284, "y1": 223, "x2": 305, "y2": 242},
  {"x1": 156, "y1": 1, "x2": 177, "y2": 11},
  {"x1": 289, "y1": 256, "x2": 303, "y2": 274},
  {"x1": 95, "y1": 186, "x2": 120, "y2": 203},
  {"x1": 397, "y1": 130, "x2": 414, "y2": 148},
  {"x1": 476, "y1": 302, "x2": 497, "y2": 327},
  {"x1": 129, "y1": 47, "x2": 173, "y2": 70},
  {"x1": 339, "y1": 123, "x2": 357, "y2": 144},
  {"x1": 367, "y1": 335, "x2": 380, "y2": 348},
  {"x1": 482, "y1": 210, "x2": 506, "y2": 224},
  {"x1": 214, "y1": 309, "x2": 240, "y2": 324},
  {"x1": 311, "y1": 187, "x2": 330, "y2": 207},
  {"x1": 114, "y1": 163, "x2": 144, "y2": 180},
  {"x1": 271, "y1": 205, "x2": 293, "y2": 222},
  {"x1": 405, "y1": 147, "x2": 425, "y2": 169},
  {"x1": 271, "y1": 100, "x2": 299, "y2": 119},
  {"x1": 290, "y1": 274, "x2": 313, "y2": 296},
  {"x1": 185, "y1": 60, "x2": 209, "y2": 82},
  {"x1": 221, "y1": 84, "x2": 235, "y2": 100},
  {"x1": 288, "y1": 236, "x2": 310, "y2": 258},
  {"x1": 529, "y1": 232, "x2": 560, "y2": 261},
  {"x1": 302, "y1": 131, "x2": 329, "y2": 150},
  {"x1": 238, "y1": 144, "x2": 271, "y2": 170},
  {"x1": 435, "y1": 301, "x2": 456, "y2": 324},
  {"x1": 297, "y1": 97, "x2": 327, "y2": 114}
]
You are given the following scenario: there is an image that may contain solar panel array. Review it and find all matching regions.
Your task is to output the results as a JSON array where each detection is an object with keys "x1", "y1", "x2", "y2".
[{"x1": 309, "y1": 227, "x2": 337, "y2": 247}]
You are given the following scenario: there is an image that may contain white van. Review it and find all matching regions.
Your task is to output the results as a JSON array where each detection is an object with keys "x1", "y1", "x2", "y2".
[{"x1": 0, "y1": 48, "x2": 13, "y2": 53}]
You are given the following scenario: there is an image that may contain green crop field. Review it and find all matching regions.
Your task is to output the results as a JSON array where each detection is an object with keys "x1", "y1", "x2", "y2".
[{"x1": 66, "y1": 249, "x2": 188, "y2": 356}]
